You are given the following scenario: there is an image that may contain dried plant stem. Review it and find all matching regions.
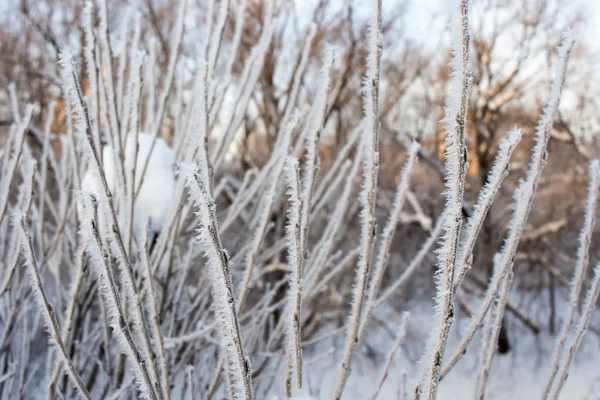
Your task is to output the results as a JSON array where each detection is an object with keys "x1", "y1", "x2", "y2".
[
  {"x1": 307, "y1": 249, "x2": 359, "y2": 300},
  {"x1": 284, "y1": 157, "x2": 304, "y2": 394},
  {"x1": 208, "y1": 0, "x2": 248, "y2": 125},
  {"x1": 543, "y1": 159, "x2": 600, "y2": 398},
  {"x1": 452, "y1": 128, "x2": 522, "y2": 294},
  {"x1": 332, "y1": 1, "x2": 382, "y2": 398},
  {"x1": 206, "y1": 0, "x2": 229, "y2": 79},
  {"x1": 212, "y1": 1, "x2": 273, "y2": 171},
  {"x1": 202, "y1": 116, "x2": 298, "y2": 400},
  {"x1": 37, "y1": 101, "x2": 57, "y2": 249},
  {"x1": 62, "y1": 53, "x2": 164, "y2": 397},
  {"x1": 279, "y1": 24, "x2": 317, "y2": 128},
  {"x1": 81, "y1": 195, "x2": 159, "y2": 400},
  {"x1": 461, "y1": 276, "x2": 540, "y2": 334},
  {"x1": 184, "y1": 169, "x2": 253, "y2": 399},
  {"x1": 551, "y1": 261, "x2": 600, "y2": 399},
  {"x1": 440, "y1": 30, "x2": 575, "y2": 381},
  {"x1": 375, "y1": 216, "x2": 444, "y2": 309},
  {"x1": 474, "y1": 272, "x2": 512, "y2": 399},
  {"x1": 98, "y1": 0, "x2": 126, "y2": 188},
  {"x1": 16, "y1": 216, "x2": 91, "y2": 400},
  {"x1": 82, "y1": 1, "x2": 101, "y2": 152},
  {"x1": 311, "y1": 160, "x2": 351, "y2": 217},
  {"x1": 360, "y1": 142, "x2": 419, "y2": 338},
  {"x1": 299, "y1": 51, "x2": 333, "y2": 252},
  {"x1": 125, "y1": 50, "x2": 144, "y2": 253},
  {"x1": 313, "y1": 123, "x2": 361, "y2": 203},
  {"x1": 141, "y1": 228, "x2": 171, "y2": 400},
  {"x1": 238, "y1": 144, "x2": 293, "y2": 311},
  {"x1": 135, "y1": 0, "x2": 186, "y2": 200},
  {"x1": 47, "y1": 246, "x2": 87, "y2": 398},
  {"x1": 370, "y1": 312, "x2": 409, "y2": 400},
  {"x1": 416, "y1": 1, "x2": 470, "y2": 397},
  {"x1": 0, "y1": 107, "x2": 33, "y2": 226}
]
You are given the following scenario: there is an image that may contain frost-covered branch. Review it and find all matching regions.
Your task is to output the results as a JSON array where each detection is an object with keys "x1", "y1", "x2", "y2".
[
  {"x1": 284, "y1": 157, "x2": 303, "y2": 395},
  {"x1": 441, "y1": 29, "x2": 575, "y2": 381},
  {"x1": 140, "y1": 227, "x2": 170, "y2": 400},
  {"x1": 544, "y1": 159, "x2": 600, "y2": 398},
  {"x1": 333, "y1": 1, "x2": 383, "y2": 397},
  {"x1": 360, "y1": 142, "x2": 419, "y2": 337},
  {"x1": 375, "y1": 215, "x2": 444, "y2": 309},
  {"x1": 474, "y1": 271, "x2": 512, "y2": 399},
  {"x1": 47, "y1": 245, "x2": 87, "y2": 398},
  {"x1": 212, "y1": 0, "x2": 274, "y2": 171},
  {"x1": 182, "y1": 167, "x2": 253, "y2": 400},
  {"x1": 452, "y1": 128, "x2": 522, "y2": 293},
  {"x1": 135, "y1": 0, "x2": 186, "y2": 199},
  {"x1": 77, "y1": 193, "x2": 159, "y2": 400},
  {"x1": 300, "y1": 50, "x2": 334, "y2": 257},
  {"x1": 0, "y1": 106, "x2": 33, "y2": 226},
  {"x1": 60, "y1": 50, "x2": 165, "y2": 396},
  {"x1": 416, "y1": 1, "x2": 471, "y2": 396},
  {"x1": 551, "y1": 261, "x2": 600, "y2": 399},
  {"x1": 15, "y1": 214, "x2": 91, "y2": 400}
]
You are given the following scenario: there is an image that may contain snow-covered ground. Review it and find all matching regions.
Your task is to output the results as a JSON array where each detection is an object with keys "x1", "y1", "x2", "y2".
[{"x1": 260, "y1": 292, "x2": 600, "y2": 399}]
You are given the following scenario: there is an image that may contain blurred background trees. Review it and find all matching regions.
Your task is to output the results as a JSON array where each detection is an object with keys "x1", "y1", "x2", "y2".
[{"x1": 1, "y1": 0, "x2": 599, "y2": 340}]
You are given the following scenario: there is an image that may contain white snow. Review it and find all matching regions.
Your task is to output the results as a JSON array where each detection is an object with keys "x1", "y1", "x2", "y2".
[
  {"x1": 258, "y1": 295, "x2": 600, "y2": 400},
  {"x1": 80, "y1": 132, "x2": 175, "y2": 233}
]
